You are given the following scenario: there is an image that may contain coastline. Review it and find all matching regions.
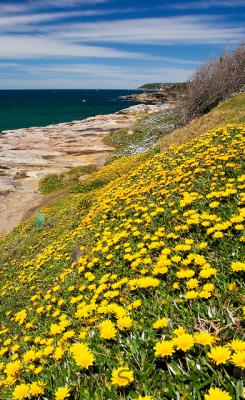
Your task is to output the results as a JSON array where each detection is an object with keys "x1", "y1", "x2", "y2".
[{"x1": 0, "y1": 103, "x2": 170, "y2": 235}]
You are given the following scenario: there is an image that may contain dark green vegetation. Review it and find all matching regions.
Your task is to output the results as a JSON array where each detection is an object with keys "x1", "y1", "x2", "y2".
[{"x1": 138, "y1": 82, "x2": 187, "y2": 92}]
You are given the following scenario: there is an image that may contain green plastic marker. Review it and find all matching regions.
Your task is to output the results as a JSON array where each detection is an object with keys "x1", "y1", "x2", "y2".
[{"x1": 36, "y1": 210, "x2": 45, "y2": 228}]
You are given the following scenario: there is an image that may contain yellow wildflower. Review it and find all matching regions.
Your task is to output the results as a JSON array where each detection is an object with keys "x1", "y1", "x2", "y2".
[
  {"x1": 154, "y1": 340, "x2": 175, "y2": 357},
  {"x1": 152, "y1": 317, "x2": 168, "y2": 329},
  {"x1": 228, "y1": 340, "x2": 245, "y2": 352},
  {"x1": 204, "y1": 387, "x2": 232, "y2": 400},
  {"x1": 111, "y1": 366, "x2": 134, "y2": 387},
  {"x1": 12, "y1": 384, "x2": 30, "y2": 400},
  {"x1": 186, "y1": 278, "x2": 199, "y2": 289},
  {"x1": 231, "y1": 261, "x2": 245, "y2": 272},
  {"x1": 185, "y1": 290, "x2": 198, "y2": 300},
  {"x1": 228, "y1": 282, "x2": 237, "y2": 291},
  {"x1": 173, "y1": 327, "x2": 186, "y2": 336},
  {"x1": 5, "y1": 360, "x2": 21, "y2": 376},
  {"x1": 117, "y1": 316, "x2": 133, "y2": 330},
  {"x1": 208, "y1": 346, "x2": 231, "y2": 365},
  {"x1": 29, "y1": 381, "x2": 45, "y2": 396},
  {"x1": 99, "y1": 320, "x2": 117, "y2": 339},
  {"x1": 70, "y1": 343, "x2": 94, "y2": 369},
  {"x1": 174, "y1": 333, "x2": 194, "y2": 351},
  {"x1": 55, "y1": 386, "x2": 70, "y2": 400},
  {"x1": 231, "y1": 350, "x2": 245, "y2": 369},
  {"x1": 194, "y1": 332, "x2": 216, "y2": 346}
]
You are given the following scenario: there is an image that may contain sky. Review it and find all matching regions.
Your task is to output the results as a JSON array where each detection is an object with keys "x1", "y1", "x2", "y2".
[{"x1": 0, "y1": 0, "x2": 244, "y2": 89}]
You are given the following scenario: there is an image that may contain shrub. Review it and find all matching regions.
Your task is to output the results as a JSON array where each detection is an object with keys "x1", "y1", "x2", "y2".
[{"x1": 182, "y1": 44, "x2": 245, "y2": 122}]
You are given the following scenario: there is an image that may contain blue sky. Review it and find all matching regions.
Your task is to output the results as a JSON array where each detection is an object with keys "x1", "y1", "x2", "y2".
[{"x1": 0, "y1": 0, "x2": 244, "y2": 89}]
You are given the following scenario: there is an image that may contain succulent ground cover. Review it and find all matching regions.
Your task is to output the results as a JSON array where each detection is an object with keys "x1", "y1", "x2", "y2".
[{"x1": 0, "y1": 123, "x2": 244, "y2": 400}]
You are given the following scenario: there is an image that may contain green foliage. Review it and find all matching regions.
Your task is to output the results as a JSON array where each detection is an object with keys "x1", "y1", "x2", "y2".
[
  {"x1": 39, "y1": 173, "x2": 64, "y2": 194},
  {"x1": 138, "y1": 82, "x2": 187, "y2": 92},
  {"x1": 71, "y1": 178, "x2": 105, "y2": 193},
  {"x1": 104, "y1": 112, "x2": 176, "y2": 159},
  {"x1": 66, "y1": 164, "x2": 97, "y2": 178},
  {"x1": 39, "y1": 164, "x2": 98, "y2": 194}
]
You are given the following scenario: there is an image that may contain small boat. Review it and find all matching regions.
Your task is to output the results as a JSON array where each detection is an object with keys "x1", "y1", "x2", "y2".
[{"x1": 82, "y1": 99, "x2": 86, "y2": 103}]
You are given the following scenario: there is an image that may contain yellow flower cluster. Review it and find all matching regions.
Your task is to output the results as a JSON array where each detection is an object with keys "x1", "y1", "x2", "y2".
[{"x1": 0, "y1": 124, "x2": 244, "y2": 399}]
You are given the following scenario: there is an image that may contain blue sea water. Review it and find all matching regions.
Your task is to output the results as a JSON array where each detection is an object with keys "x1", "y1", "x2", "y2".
[{"x1": 0, "y1": 89, "x2": 140, "y2": 132}]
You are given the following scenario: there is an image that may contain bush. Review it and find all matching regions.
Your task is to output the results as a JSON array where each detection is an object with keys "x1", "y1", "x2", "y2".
[{"x1": 182, "y1": 44, "x2": 245, "y2": 122}]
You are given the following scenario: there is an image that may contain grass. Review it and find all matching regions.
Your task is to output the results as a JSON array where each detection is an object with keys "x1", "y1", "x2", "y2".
[
  {"x1": 39, "y1": 164, "x2": 98, "y2": 194},
  {"x1": 103, "y1": 111, "x2": 176, "y2": 159},
  {"x1": 158, "y1": 93, "x2": 245, "y2": 150},
  {"x1": 0, "y1": 118, "x2": 244, "y2": 399},
  {"x1": 70, "y1": 152, "x2": 153, "y2": 193},
  {"x1": 39, "y1": 174, "x2": 65, "y2": 194}
]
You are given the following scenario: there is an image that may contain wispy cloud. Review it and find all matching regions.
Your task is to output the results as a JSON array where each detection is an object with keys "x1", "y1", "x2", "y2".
[
  {"x1": 0, "y1": 34, "x2": 156, "y2": 60},
  {"x1": 37, "y1": 0, "x2": 109, "y2": 6},
  {"x1": 0, "y1": 0, "x2": 243, "y2": 89},
  {"x1": 0, "y1": 4, "x2": 141, "y2": 34},
  {"x1": 0, "y1": 0, "x2": 109, "y2": 13},
  {"x1": 165, "y1": 0, "x2": 245, "y2": 10},
  {"x1": 52, "y1": 16, "x2": 245, "y2": 45},
  {"x1": 0, "y1": 62, "x2": 194, "y2": 89},
  {"x1": 0, "y1": 11, "x2": 93, "y2": 29}
]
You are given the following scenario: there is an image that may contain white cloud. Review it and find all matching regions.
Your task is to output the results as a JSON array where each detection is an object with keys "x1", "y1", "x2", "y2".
[
  {"x1": 37, "y1": 0, "x2": 109, "y2": 6},
  {"x1": 0, "y1": 63, "x2": 194, "y2": 89},
  {"x1": 0, "y1": 9, "x2": 142, "y2": 33},
  {"x1": 166, "y1": 0, "x2": 245, "y2": 10},
  {"x1": 0, "y1": 5, "x2": 142, "y2": 34},
  {"x1": 54, "y1": 16, "x2": 244, "y2": 45},
  {"x1": 0, "y1": 0, "x2": 108, "y2": 14},
  {"x1": 0, "y1": 2, "x2": 243, "y2": 89},
  {"x1": 0, "y1": 34, "x2": 161, "y2": 60},
  {"x1": 0, "y1": 14, "x2": 242, "y2": 64},
  {"x1": 0, "y1": 34, "x2": 202, "y2": 63},
  {"x1": 0, "y1": 11, "x2": 95, "y2": 29}
]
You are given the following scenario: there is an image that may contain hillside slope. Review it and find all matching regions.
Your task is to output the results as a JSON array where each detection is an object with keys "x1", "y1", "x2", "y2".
[
  {"x1": 0, "y1": 95, "x2": 244, "y2": 399},
  {"x1": 159, "y1": 92, "x2": 245, "y2": 149}
]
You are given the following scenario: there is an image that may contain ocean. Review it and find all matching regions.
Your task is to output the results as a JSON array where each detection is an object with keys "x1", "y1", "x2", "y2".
[{"x1": 0, "y1": 89, "x2": 140, "y2": 132}]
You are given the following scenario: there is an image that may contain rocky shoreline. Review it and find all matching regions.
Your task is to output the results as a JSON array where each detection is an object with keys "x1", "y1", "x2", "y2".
[{"x1": 0, "y1": 103, "x2": 170, "y2": 235}]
